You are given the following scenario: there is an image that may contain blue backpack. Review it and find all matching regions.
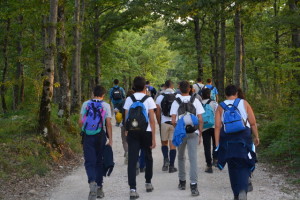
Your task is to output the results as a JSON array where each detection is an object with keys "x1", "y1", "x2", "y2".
[
  {"x1": 82, "y1": 100, "x2": 106, "y2": 132},
  {"x1": 202, "y1": 99, "x2": 215, "y2": 129},
  {"x1": 126, "y1": 95, "x2": 149, "y2": 132},
  {"x1": 219, "y1": 98, "x2": 247, "y2": 133}
]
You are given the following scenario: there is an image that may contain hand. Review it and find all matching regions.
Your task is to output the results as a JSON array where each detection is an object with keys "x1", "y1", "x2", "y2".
[
  {"x1": 125, "y1": 131, "x2": 128, "y2": 136},
  {"x1": 150, "y1": 139, "x2": 156, "y2": 149},
  {"x1": 107, "y1": 139, "x2": 113, "y2": 147},
  {"x1": 198, "y1": 135, "x2": 202, "y2": 145},
  {"x1": 254, "y1": 137, "x2": 260, "y2": 146}
]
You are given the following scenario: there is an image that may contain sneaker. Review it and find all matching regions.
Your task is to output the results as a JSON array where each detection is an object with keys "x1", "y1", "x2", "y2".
[
  {"x1": 213, "y1": 159, "x2": 218, "y2": 167},
  {"x1": 238, "y1": 190, "x2": 247, "y2": 200},
  {"x1": 88, "y1": 181, "x2": 97, "y2": 200},
  {"x1": 145, "y1": 183, "x2": 154, "y2": 192},
  {"x1": 248, "y1": 179, "x2": 253, "y2": 192},
  {"x1": 169, "y1": 166, "x2": 177, "y2": 173},
  {"x1": 178, "y1": 180, "x2": 186, "y2": 190},
  {"x1": 97, "y1": 186, "x2": 104, "y2": 198},
  {"x1": 162, "y1": 158, "x2": 170, "y2": 171},
  {"x1": 129, "y1": 190, "x2": 139, "y2": 199},
  {"x1": 140, "y1": 167, "x2": 145, "y2": 173},
  {"x1": 204, "y1": 165, "x2": 213, "y2": 173},
  {"x1": 190, "y1": 183, "x2": 199, "y2": 196}
]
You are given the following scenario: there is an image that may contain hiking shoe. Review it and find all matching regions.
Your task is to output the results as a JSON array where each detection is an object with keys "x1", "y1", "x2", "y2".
[
  {"x1": 204, "y1": 165, "x2": 213, "y2": 173},
  {"x1": 169, "y1": 166, "x2": 177, "y2": 173},
  {"x1": 140, "y1": 167, "x2": 145, "y2": 173},
  {"x1": 145, "y1": 183, "x2": 154, "y2": 192},
  {"x1": 88, "y1": 181, "x2": 97, "y2": 200},
  {"x1": 213, "y1": 159, "x2": 218, "y2": 167},
  {"x1": 190, "y1": 183, "x2": 199, "y2": 196},
  {"x1": 248, "y1": 179, "x2": 253, "y2": 192},
  {"x1": 162, "y1": 158, "x2": 170, "y2": 171},
  {"x1": 97, "y1": 186, "x2": 104, "y2": 198},
  {"x1": 129, "y1": 190, "x2": 139, "y2": 199},
  {"x1": 238, "y1": 190, "x2": 247, "y2": 200},
  {"x1": 178, "y1": 180, "x2": 186, "y2": 190}
]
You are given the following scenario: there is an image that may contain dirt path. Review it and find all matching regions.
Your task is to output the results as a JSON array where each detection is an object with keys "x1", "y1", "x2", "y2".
[{"x1": 46, "y1": 121, "x2": 299, "y2": 200}]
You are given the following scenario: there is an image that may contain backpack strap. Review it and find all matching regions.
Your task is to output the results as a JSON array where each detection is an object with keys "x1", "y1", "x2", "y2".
[
  {"x1": 196, "y1": 83, "x2": 202, "y2": 90},
  {"x1": 190, "y1": 94, "x2": 197, "y2": 103},
  {"x1": 206, "y1": 99, "x2": 212, "y2": 105},
  {"x1": 130, "y1": 95, "x2": 137, "y2": 102},
  {"x1": 233, "y1": 98, "x2": 241, "y2": 109},
  {"x1": 211, "y1": 86, "x2": 214, "y2": 90},
  {"x1": 219, "y1": 101, "x2": 229, "y2": 111},
  {"x1": 175, "y1": 97, "x2": 182, "y2": 105},
  {"x1": 140, "y1": 95, "x2": 149, "y2": 103}
]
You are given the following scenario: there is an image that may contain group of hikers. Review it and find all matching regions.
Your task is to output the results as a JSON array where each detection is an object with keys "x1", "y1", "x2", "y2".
[{"x1": 79, "y1": 76, "x2": 260, "y2": 200}]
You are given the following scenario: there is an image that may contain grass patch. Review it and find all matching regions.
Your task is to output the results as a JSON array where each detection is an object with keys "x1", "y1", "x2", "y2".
[{"x1": 0, "y1": 105, "x2": 82, "y2": 181}]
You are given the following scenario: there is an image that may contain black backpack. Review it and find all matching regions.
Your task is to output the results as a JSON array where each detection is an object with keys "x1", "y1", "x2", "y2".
[
  {"x1": 161, "y1": 93, "x2": 176, "y2": 117},
  {"x1": 196, "y1": 83, "x2": 203, "y2": 96},
  {"x1": 125, "y1": 95, "x2": 149, "y2": 132},
  {"x1": 112, "y1": 87, "x2": 123, "y2": 100},
  {"x1": 176, "y1": 94, "x2": 197, "y2": 133}
]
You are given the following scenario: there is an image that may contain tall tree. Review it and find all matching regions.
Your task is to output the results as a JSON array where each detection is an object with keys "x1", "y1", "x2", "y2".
[
  {"x1": 57, "y1": 0, "x2": 70, "y2": 119},
  {"x1": 39, "y1": 0, "x2": 58, "y2": 143},
  {"x1": 71, "y1": 0, "x2": 82, "y2": 113},
  {"x1": 218, "y1": 0, "x2": 226, "y2": 99},
  {"x1": 194, "y1": 16, "x2": 204, "y2": 79},
  {"x1": 234, "y1": 3, "x2": 243, "y2": 88}
]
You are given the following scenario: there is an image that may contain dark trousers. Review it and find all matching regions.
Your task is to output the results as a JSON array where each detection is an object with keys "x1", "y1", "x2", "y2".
[
  {"x1": 202, "y1": 128, "x2": 217, "y2": 166},
  {"x1": 139, "y1": 149, "x2": 145, "y2": 169},
  {"x1": 127, "y1": 131, "x2": 153, "y2": 190},
  {"x1": 83, "y1": 132, "x2": 107, "y2": 186},
  {"x1": 228, "y1": 158, "x2": 250, "y2": 196}
]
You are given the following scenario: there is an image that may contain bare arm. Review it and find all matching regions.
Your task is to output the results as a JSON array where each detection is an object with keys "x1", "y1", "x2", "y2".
[
  {"x1": 214, "y1": 106, "x2": 223, "y2": 147},
  {"x1": 78, "y1": 115, "x2": 83, "y2": 128},
  {"x1": 124, "y1": 109, "x2": 128, "y2": 136},
  {"x1": 106, "y1": 118, "x2": 113, "y2": 146},
  {"x1": 197, "y1": 114, "x2": 203, "y2": 135},
  {"x1": 245, "y1": 101, "x2": 259, "y2": 146},
  {"x1": 171, "y1": 114, "x2": 176, "y2": 127},
  {"x1": 149, "y1": 109, "x2": 156, "y2": 149},
  {"x1": 155, "y1": 104, "x2": 161, "y2": 125}
]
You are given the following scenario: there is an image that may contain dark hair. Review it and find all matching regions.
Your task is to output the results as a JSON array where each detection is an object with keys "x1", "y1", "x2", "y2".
[
  {"x1": 197, "y1": 78, "x2": 202, "y2": 82},
  {"x1": 146, "y1": 81, "x2": 150, "y2": 85},
  {"x1": 189, "y1": 85, "x2": 194, "y2": 96},
  {"x1": 133, "y1": 76, "x2": 146, "y2": 92},
  {"x1": 179, "y1": 81, "x2": 190, "y2": 94},
  {"x1": 113, "y1": 79, "x2": 119, "y2": 85},
  {"x1": 202, "y1": 88, "x2": 211, "y2": 99},
  {"x1": 225, "y1": 84, "x2": 238, "y2": 97},
  {"x1": 93, "y1": 85, "x2": 106, "y2": 97},
  {"x1": 207, "y1": 78, "x2": 212, "y2": 83},
  {"x1": 160, "y1": 84, "x2": 165, "y2": 88},
  {"x1": 165, "y1": 80, "x2": 173, "y2": 88},
  {"x1": 126, "y1": 89, "x2": 135, "y2": 97},
  {"x1": 237, "y1": 88, "x2": 246, "y2": 99}
]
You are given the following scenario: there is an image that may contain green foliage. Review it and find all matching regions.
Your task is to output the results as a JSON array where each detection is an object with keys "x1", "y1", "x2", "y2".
[{"x1": 259, "y1": 103, "x2": 300, "y2": 172}]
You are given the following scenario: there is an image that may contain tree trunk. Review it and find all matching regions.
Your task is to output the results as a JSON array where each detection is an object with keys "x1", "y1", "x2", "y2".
[
  {"x1": 13, "y1": 15, "x2": 24, "y2": 109},
  {"x1": 214, "y1": 20, "x2": 220, "y2": 88},
  {"x1": 39, "y1": 0, "x2": 59, "y2": 144},
  {"x1": 219, "y1": 2, "x2": 226, "y2": 99},
  {"x1": 71, "y1": 0, "x2": 81, "y2": 113},
  {"x1": 210, "y1": 42, "x2": 216, "y2": 81},
  {"x1": 94, "y1": 5, "x2": 101, "y2": 86},
  {"x1": 234, "y1": 4, "x2": 242, "y2": 88},
  {"x1": 57, "y1": 0, "x2": 70, "y2": 119},
  {"x1": 1, "y1": 18, "x2": 10, "y2": 113},
  {"x1": 289, "y1": 0, "x2": 300, "y2": 97},
  {"x1": 274, "y1": 0, "x2": 280, "y2": 99},
  {"x1": 193, "y1": 16, "x2": 203, "y2": 79},
  {"x1": 241, "y1": 23, "x2": 247, "y2": 93}
]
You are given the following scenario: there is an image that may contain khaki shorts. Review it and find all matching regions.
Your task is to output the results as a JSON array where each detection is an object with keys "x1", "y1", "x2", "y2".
[{"x1": 160, "y1": 122, "x2": 174, "y2": 141}]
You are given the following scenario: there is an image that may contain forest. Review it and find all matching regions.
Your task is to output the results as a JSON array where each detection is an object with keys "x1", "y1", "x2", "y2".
[{"x1": 0, "y1": 0, "x2": 299, "y2": 193}]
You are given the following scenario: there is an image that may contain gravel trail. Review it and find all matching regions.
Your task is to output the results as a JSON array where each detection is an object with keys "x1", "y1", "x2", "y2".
[{"x1": 46, "y1": 121, "x2": 299, "y2": 200}]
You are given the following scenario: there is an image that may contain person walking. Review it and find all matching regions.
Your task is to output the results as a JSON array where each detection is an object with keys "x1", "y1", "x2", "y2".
[
  {"x1": 215, "y1": 84, "x2": 259, "y2": 200},
  {"x1": 156, "y1": 80, "x2": 178, "y2": 173},
  {"x1": 204, "y1": 78, "x2": 219, "y2": 102},
  {"x1": 79, "y1": 86, "x2": 113, "y2": 200},
  {"x1": 109, "y1": 79, "x2": 126, "y2": 126},
  {"x1": 123, "y1": 76, "x2": 156, "y2": 199},
  {"x1": 170, "y1": 80, "x2": 204, "y2": 197},
  {"x1": 201, "y1": 88, "x2": 218, "y2": 173}
]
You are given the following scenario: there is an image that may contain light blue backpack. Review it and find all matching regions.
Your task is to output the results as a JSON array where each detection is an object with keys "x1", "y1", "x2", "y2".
[{"x1": 202, "y1": 99, "x2": 215, "y2": 129}]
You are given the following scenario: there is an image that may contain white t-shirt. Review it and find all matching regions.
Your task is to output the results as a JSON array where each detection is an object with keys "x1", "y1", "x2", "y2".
[
  {"x1": 123, "y1": 92, "x2": 157, "y2": 132},
  {"x1": 221, "y1": 99, "x2": 250, "y2": 128},
  {"x1": 170, "y1": 95, "x2": 205, "y2": 134},
  {"x1": 193, "y1": 83, "x2": 204, "y2": 94},
  {"x1": 155, "y1": 88, "x2": 175, "y2": 123},
  {"x1": 202, "y1": 99, "x2": 218, "y2": 131}
]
